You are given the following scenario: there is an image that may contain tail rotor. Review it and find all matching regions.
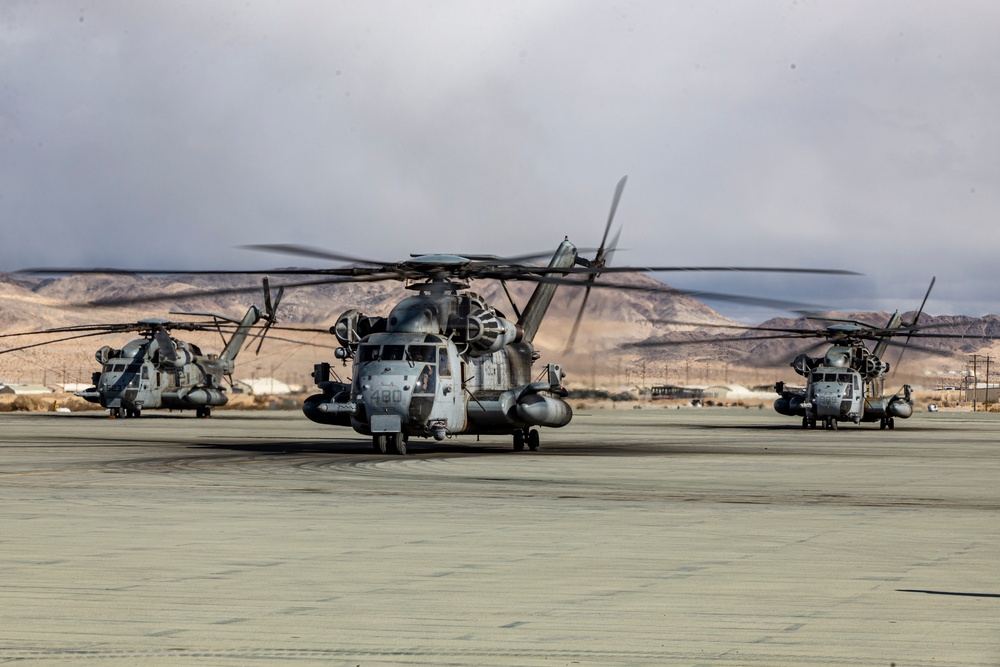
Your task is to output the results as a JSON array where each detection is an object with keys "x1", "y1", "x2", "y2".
[
  {"x1": 245, "y1": 277, "x2": 284, "y2": 355},
  {"x1": 563, "y1": 175, "x2": 627, "y2": 354}
]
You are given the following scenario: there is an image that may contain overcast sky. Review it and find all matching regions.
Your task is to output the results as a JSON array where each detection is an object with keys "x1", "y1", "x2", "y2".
[{"x1": 2, "y1": 1, "x2": 998, "y2": 322}]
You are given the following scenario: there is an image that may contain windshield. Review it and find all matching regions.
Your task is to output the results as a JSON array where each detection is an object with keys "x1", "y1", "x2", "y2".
[{"x1": 359, "y1": 343, "x2": 438, "y2": 363}]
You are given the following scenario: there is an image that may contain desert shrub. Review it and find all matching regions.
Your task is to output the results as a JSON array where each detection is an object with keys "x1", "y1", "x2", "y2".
[{"x1": 2, "y1": 395, "x2": 48, "y2": 412}]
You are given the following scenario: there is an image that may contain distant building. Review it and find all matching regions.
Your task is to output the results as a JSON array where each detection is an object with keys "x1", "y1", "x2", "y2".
[
  {"x1": 651, "y1": 384, "x2": 705, "y2": 400},
  {"x1": 234, "y1": 377, "x2": 294, "y2": 396},
  {"x1": 0, "y1": 384, "x2": 56, "y2": 395},
  {"x1": 702, "y1": 384, "x2": 775, "y2": 400}
]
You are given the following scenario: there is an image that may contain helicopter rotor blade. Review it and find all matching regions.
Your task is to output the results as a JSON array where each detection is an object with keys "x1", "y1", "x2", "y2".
[
  {"x1": 238, "y1": 244, "x2": 387, "y2": 266},
  {"x1": 517, "y1": 273, "x2": 824, "y2": 312},
  {"x1": 894, "y1": 276, "x2": 936, "y2": 375},
  {"x1": 253, "y1": 279, "x2": 286, "y2": 355},
  {"x1": 152, "y1": 327, "x2": 178, "y2": 363},
  {"x1": 79, "y1": 273, "x2": 398, "y2": 308},
  {"x1": 262, "y1": 277, "x2": 274, "y2": 317},
  {"x1": 563, "y1": 176, "x2": 628, "y2": 354},
  {"x1": 601, "y1": 175, "x2": 628, "y2": 250},
  {"x1": 630, "y1": 332, "x2": 821, "y2": 348},
  {"x1": 0, "y1": 330, "x2": 129, "y2": 356},
  {"x1": 646, "y1": 319, "x2": 820, "y2": 335}
]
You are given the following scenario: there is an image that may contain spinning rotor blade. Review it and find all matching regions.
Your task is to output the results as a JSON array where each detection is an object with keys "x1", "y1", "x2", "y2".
[
  {"x1": 238, "y1": 243, "x2": 388, "y2": 266},
  {"x1": 542, "y1": 265, "x2": 861, "y2": 276},
  {"x1": 169, "y1": 311, "x2": 243, "y2": 324},
  {"x1": 254, "y1": 279, "x2": 286, "y2": 355},
  {"x1": 521, "y1": 273, "x2": 824, "y2": 311},
  {"x1": 632, "y1": 332, "x2": 822, "y2": 347},
  {"x1": 647, "y1": 319, "x2": 822, "y2": 335},
  {"x1": 79, "y1": 273, "x2": 397, "y2": 308},
  {"x1": 893, "y1": 277, "x2": 936, "y2": 374},
  {"x1": 602, "y1": 175, "x2": 628, "y2": 249},
  {"x1": 912, "y1": 277, "x2": 936, "y2": 327},
  {"x1": 564, "y1": 176, "x2": 628, "y2": 354},
  {"x1": 0, "y1": 330, "x2": 126, "y2": 356}
]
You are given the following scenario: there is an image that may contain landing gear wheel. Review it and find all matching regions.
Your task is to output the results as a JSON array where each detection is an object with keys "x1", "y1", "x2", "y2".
[
  {"x1": 801, "y1": 416, "x2": 809, "y2": 429},
  {"x1": 388, "y1": 433, "x2": 407, "y2": 455},
  {"x1": 109, "y1": 408, "x2": 121, "y2": 419},
  {"x1": 527, "y1": 429, "x2": 540, "y2": 451},
  {"x1": 373, "y1": 435, "x2": 387, "y2": 454},
  {"x1": 887, "y1": 417, "x2": 895, "y2": 430},
  {"x1": 513, "y1": 431, "x2": 525, "y2": 451},
  {"x1": 880, "y1": 418, "x2": 887, "y2": 430}
]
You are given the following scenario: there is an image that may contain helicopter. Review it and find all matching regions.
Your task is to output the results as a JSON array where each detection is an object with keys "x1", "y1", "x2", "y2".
[
  {"x1": 636, "y1": 278, "x2": 997, "y2": 430},
  {"x1": 19, "y1": 177, "x2": 859, "y2": 449},
  {"x1": 0, "y1": 280, "x2": 289, "y2": 418}
]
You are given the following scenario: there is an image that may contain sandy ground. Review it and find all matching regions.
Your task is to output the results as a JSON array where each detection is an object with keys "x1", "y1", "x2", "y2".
[{"x1": 0, "y1": 408, "x2": 998, "y2": 666}]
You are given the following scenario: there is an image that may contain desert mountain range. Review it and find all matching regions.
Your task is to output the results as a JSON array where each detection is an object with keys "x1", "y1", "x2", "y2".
[{"x1": 2, "y1": 272, "x2": 998, "y2": 389}]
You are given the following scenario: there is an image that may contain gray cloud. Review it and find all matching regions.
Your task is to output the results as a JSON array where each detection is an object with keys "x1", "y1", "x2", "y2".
[{"x1": 2, "y1": 1, "x2": 999, "y2": 321}]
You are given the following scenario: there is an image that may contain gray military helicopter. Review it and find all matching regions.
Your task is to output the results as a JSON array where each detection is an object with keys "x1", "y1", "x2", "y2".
[
  {"x1": 21, "y1": 177, "x2": 858, "y2": 449},
  {"x1": 639, "y1": 278, "x2": 994, "y2": 430},
  {"x1": 250, "y1": 240, "x2": 851, "y2": 453},
  {"x1": 0, "y1": 281, "x2": 289, "y2": 418}
]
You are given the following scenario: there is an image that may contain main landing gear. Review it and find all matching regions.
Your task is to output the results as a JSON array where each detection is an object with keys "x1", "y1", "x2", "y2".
[
  {"x1": 801, "y1": 416, "x2": 838, "y2": 430},
  {"x1": 373, "y1": 433, "x2": 408, "y2": 455},
  {"x1": 109, "y1": 407, "x2": 141, "y2": 419},
  {"x1": 512, "y1": 429, "x2": 540, "y2": 451},
  {"x1": 879, "y1": 417, "x2": 895, "y2": 430}
]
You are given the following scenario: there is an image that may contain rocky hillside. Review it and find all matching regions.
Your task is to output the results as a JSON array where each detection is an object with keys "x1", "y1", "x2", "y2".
[{"x1": 0, "y1": 270, "x2": 735, "y2": 387}]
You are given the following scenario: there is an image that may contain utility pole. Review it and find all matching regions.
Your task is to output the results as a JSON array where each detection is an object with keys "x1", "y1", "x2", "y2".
[
  {"x1": 971, "y1": 354, "x2": 978, "y2": 412},
  {"x1": 986, "y1": 355, "x2": 992, "y2": 409},
  {"x1": 640, "y1": 359, "x2": 647, "y2": 399}
]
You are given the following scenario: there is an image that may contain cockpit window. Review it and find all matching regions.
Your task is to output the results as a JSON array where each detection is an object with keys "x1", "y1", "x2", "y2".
[
  {"x1": 381, "y1": 345, "x2": 405, "y2": 361},
  {"x1": 414, "y1": 365, "x2": 437, "y2": 394},
  {"x1": 408, "y1": 345, "x2": 436, "y2": 363},
  {"x1": 838, "y1": 374, "x2": 853, "y2": 383},
  {"x1": 359, "y1": 345, "x2": 380, "y2": 362},
  {"x1": 438, "y1": 347, "x2": 452, "y2": 377}
]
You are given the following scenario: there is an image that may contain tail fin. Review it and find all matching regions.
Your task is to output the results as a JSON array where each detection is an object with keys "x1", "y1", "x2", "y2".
[
  {"x1": 517, "y1": 239, "x2": 578, "y2": 343},
  {"x1": 220, "y1": 306, "x2": 262, "y2": 363}
]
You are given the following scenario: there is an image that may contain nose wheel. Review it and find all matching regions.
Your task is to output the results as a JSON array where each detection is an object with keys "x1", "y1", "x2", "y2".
[{"x1": 374, "y1": 433, "x2": 408, "y2": 455}]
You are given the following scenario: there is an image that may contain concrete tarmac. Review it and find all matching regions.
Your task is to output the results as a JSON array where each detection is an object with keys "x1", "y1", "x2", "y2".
[{"x1": 1, "y1": 408, "x2": 998, "y2": 666}]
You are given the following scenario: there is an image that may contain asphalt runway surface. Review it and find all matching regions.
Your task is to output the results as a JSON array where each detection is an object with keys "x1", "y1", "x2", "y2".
[{"x1": 1, "y1": 408, "x2": 998, "y2": 666}]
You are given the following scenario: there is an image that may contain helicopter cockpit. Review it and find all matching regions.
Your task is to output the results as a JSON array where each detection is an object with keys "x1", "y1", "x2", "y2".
[
  {"x1": 352, "y1": 335, "x2": 462, "y2": 445},
  {"x1": 805, "y1": 367, "x2": 863, "y2": 428}
]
